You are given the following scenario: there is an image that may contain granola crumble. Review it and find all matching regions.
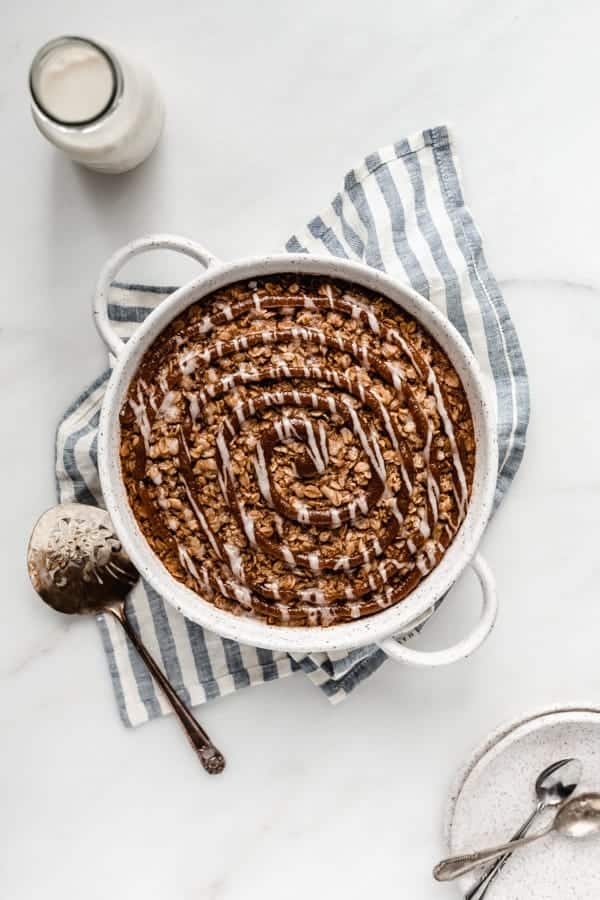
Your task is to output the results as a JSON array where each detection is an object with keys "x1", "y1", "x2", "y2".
[{"x1": 119, "y1": 274, "x2": 476, "y2": 627}]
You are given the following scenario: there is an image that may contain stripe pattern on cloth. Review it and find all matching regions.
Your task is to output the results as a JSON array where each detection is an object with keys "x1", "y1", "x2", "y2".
[{"x1": 55, "y1": 126, "x2": 528, "y2": 726}]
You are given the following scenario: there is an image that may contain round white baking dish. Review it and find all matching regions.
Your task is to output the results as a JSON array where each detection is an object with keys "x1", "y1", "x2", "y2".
[{"x1": 94, "y1": 235, "x2": 498, "y2": 667}]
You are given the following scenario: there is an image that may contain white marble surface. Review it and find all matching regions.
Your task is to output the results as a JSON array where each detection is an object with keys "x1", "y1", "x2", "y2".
[{"x1": 2, "y1": 2, "x2": 600, "y2": 897}]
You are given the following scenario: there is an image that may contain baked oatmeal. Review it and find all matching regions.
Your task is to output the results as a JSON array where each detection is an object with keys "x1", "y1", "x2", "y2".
[{"x1": 119, "y1": 274, "x2": 476, "y2": 626}]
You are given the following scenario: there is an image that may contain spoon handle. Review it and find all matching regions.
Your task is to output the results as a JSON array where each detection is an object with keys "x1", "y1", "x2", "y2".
[
  {"x1": 433, "y1": 825, "x2": 553, "y2": 881},
  {"x1": 464, "y1": 802, "x2": 543, "y2": 899},
  {"x1": 105, "y1": 604, "x2": 225, "y2": 774}
]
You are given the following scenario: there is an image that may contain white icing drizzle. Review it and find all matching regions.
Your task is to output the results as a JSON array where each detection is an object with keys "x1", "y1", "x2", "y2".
[
  {"x1": 179, "y1": 349, "x2": 200, "y2": 374},
  {"x1": 177, "y1": 431, "x2": 191, "y2": 467},
  {"x1": 158, "y1": 390, "x2": 180, "y2": 422},
  {"x1": 296, "y1": 504, "x2": 310, "y2": 524},
  {"x1": 301, "y1": 415, "x2": 329, "y2": 474},
  {"x1": 239, "y1": 505, "x2": 257, "y2": 547},
  {"x1": 220, "y1": 576, "x2": 253, "y2": 610},
  {"x1": 188, "y1": 394, "x2": 200, "y2": 424},
  {"x1": 307, "y1": 552, "x2": 320, "y2": 573},
  {"x1": 387, "y1": 362, "x2": 403, "y2": 391},
  {"x1": 387, "y1": 496, "x2": 404, "y2": 526},
  {"x1": 400, "y1": 464, "x2": 412, "y2": 494},
  {"x1": 298, "y1": 587, "x2": 326, "y2": 605},
  {"x1": 378, "y1": 400, "x2": 399, "y2": 451},
  {"x1": 369, "y1": 429, "x2": 390, "y2": 498},
  {"x1": 180, "y1": 475, "x2": 223, "y2": 560},
  {"x1": 281, "y1": 544, "x2": 296, "y2": 567},
  {"x1": 146, "y1": 384, "x2": 158, "y2": 413},
  {"x1": 224, "y1": 542, "x2": 245, "y2": 583},
  {"x1": 198, "y1": 315, "x2": 212, "y2": 334},
  {"x1": 418, "y1": 514, "x2": 431, "y2": 538},
  {"x1": 128, "y1": 381, "x2": 152, "y2": 454},
  {"x1": 424, "y1": 542, "x2": 437, "y2": 566},
  {"x1": 178, "y1": 544, "x2": 201, "y2": 583},
  {"x1": 389, "y1": 328, "x2": 422, "y2": 373},
  {"x1": 347, "y1": 495, "x2": 369, "y2": 522},
  {"x1": 377, "y1": 561, "x2": 389, "y2": 583},
  {"x1": 320, "y1": 608, "x2": 335, "y2": 626},
  {"x1": 334, "y1": 556, "x2": 351, "y2": 572},
  {"x1": 215, "y1": 428, "x2": 233, "y2": 500},
  {"x1": 427, "y1": 369, "x2": 468, "y2": 516},
  {"x1": 422, "y1": 419, "x2": 438, "y2": 524},
  {"x1": 342, "y1": 400, "x2": 387, "y2": 486},
  {"x1": 252, "y1": 441, "x2": 273, "y2": 506},
  {"x1": 416, "y1": 555, "x2": 429, "y2": 576},
  {"x1": 277, "y1": 604, "x2": 290, "y2": 622}
]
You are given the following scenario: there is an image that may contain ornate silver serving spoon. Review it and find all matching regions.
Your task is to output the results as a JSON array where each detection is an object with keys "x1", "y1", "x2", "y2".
[
  {"x1": 27, "y1": 503, "x2": 225, "y2": 775},
  {"x1": 434, "y1": 793, "x2": 600, "y2": 881}
]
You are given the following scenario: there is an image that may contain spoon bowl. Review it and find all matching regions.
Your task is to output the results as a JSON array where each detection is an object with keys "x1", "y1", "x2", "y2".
[
  {"x1": 535, "y1": 758, "x2": 583, "y2": 807},
  {"x1": 28, "y1": 503, "x2": 138, "y2": 614},
  {"x1": 555, "y1": 793, "x2": 600, "y2": 839}
]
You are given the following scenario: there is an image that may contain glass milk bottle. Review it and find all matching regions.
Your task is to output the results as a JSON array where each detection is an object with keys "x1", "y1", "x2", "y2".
[{"x1": 29, "y1": 36, "x2": 164, "y2": 173}]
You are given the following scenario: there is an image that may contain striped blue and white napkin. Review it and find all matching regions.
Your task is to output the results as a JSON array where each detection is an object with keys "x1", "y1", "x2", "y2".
[{"x1": 56, "y1": 126, "x2": 529, "y2": 727}]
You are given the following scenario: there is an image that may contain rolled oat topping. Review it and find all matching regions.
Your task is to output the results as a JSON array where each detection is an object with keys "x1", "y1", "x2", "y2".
[{"x1": 119, "y1": 274, "x2": 476, "y2": 627}]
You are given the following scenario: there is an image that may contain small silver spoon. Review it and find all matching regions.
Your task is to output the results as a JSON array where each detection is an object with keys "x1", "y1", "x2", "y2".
[
  {"x1": 465, "y1": 757, "x2": 582, "y2": 899},
  {"x1": 434, "y1": 793, "x2": 600, "y2": 881},
  {"x1": 27, "y1": 503, "x2": 225, "y2": 775}
]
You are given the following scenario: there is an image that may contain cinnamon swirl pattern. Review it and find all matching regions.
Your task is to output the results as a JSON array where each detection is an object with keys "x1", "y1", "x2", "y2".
[{"x1": 119, "y1": 275, "x2": 476, "y2": 627}]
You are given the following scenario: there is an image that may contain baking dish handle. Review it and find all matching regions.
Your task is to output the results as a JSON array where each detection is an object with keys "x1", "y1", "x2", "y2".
[
  {"x1": 377, "y1": 553, "x2": 497, "y2": 667},
  {"x1": 93, "y1": 234, "x2": 219, "y2": 358}
]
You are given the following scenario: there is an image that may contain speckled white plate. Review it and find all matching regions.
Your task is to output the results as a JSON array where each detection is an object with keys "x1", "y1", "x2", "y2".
[{"x1": 445, "y1": 703, "x2": 600, "y2": 899}]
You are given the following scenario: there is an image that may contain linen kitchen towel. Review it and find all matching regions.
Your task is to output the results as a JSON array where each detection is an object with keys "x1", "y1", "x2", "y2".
[{"x1": 56, "y1": 125, "x2": 529, "y2": 726}]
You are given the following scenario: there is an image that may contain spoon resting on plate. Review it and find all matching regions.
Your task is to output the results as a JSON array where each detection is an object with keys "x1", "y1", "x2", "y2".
[
  {"x1": 465, "y1": 757, "x2": 582, "y2": 899},
  {"x1": 27, "y1": 503, "x2": 225, "y2": 775},
  {"x1": 434, "y1": 793, "x2": 600, "y2": 881}
]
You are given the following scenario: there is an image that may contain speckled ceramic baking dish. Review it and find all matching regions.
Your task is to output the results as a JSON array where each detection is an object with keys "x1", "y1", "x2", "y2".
[{"x1": 94, "y1": 234, "x2": 498, "y2": 667}]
